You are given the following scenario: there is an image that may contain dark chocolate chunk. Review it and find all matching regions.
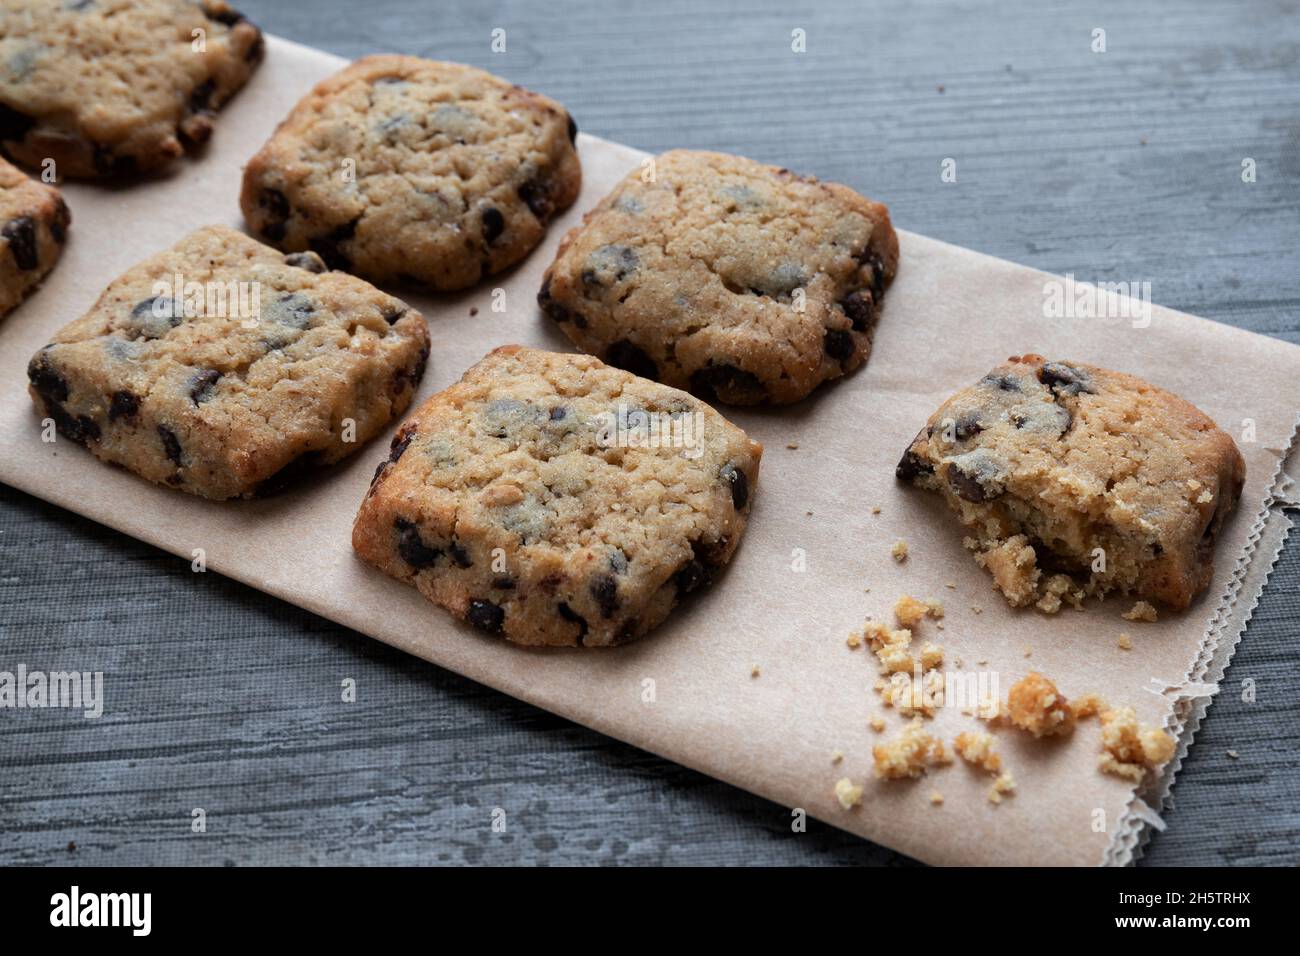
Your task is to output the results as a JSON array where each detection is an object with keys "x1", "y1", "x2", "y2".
[
  {"x1": 895, "y1": 445, "x2": 933, "y2": 481},
  {"x1": 389, "y1": 428, "x2": 414, "y2": 462},
  {"x1": 466, "y1": 599, "x2": 505, "y2": 634},
  {"x1": 517, "y1": 179, "x2": 551, "y2": 219},
  {"x1": 953, "y1": 412, "x2": 984, "y2": 440},
  {"x1": 283, "y1": 251, "x2": 326, "y2": 273},
  {"x1": 258, "y1": 188, "x2": 290, "y2": 241},
  {"x1": 720, "y1": 463, "x2": 749, "y2": 510},
  {"x1": 381, "y1": 305, "x2": 407, "y2": 325},
  {"x1": 590, "y1": 574, "x2": 619, "y2": 618},
  {"x1": 981, "y1": 373, "x2": 1022, "y2": 392},
  {"x1": 566, "y1": 113, "x2": 578, "y2": 145},
  {"x1": 108, "y1": 389, "x2": 140, "y2": 423},
  {"x1": 823, "y1": 328, "x2": 856, "y2": 362},
  {"x1": 27, "y1": 351, "x2": 68, "y2": 402},
  {"x1": 208, "y1": 7, "x2": 245, "y2": 25},
  {"x1": 558, "y1": 601, "x2": 588, "y2": 643},
  {"x1": 43, "y1": 400, "x2": 99, "y2": 446},
  {"x1": 548, "y1": 406, "x2": 567, "y2": 421},
  {"x1": 673, "y1": 558, "x2": 708, "y2": 596},
  {"x1": 841, "y1": 290, "x2": 875, "y2": 331},
  {"x1": 395, "y1": 517, "x2": 441, "y2": 568},
  {"x1": 537, "y1": 276, "x2": 571, "y2": 323},
  {"x1": 189, "y1": 369, "x2": 221, "y2": 405},
  {"x1": 91, "y1": 145, "x2": 136, "y2": 178},
  {"x1": 945, "y1": 454, "x2": 1005, "y2": 503},
  {"x1": 605, "y1": 340, "x2": 658, "y2": 380},
  {"x1": 582, "y1": 244, "x2": 638, "y2": 287},
  {"x1": 449, "y1": 543, "x2": 473, "y2": 568},
  {"x1": 50, "y1": 197, "x2": 70, "y2": 244},
  {"x1": 157, "y1": 425, "x2": 183, "y2": 467},
  {"x1": 2, "y1": 216, "x2": 38, "y2": 270},
  {"x1": 1038, "y1": 362, "x2": 1095, "y2": 396},
  {"x1": 482, "y1": 207, "x2": 505, "y2": 243},
  {"x1": 188, "y1": 78, "x2": 216, "y2": 116},
  {"x1": 689, "y1": 363, "x2": 765, "y2": 404}
]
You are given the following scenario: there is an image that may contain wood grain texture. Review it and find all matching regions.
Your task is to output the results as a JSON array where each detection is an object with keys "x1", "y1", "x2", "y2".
[{"x1": 2, "y1": 0, "x2": 1297, "y2": 866}]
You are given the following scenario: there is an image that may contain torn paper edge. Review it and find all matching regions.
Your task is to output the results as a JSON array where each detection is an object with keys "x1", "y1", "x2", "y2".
[{"x1": 1104, "y1": 410, "x2": 1300, "y2": 866}]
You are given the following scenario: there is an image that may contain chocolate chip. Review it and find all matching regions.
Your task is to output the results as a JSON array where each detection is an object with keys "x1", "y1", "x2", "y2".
[
  {"x1": 258, "y1": 189, "x2": 290, "y2": 241},
  {"x1": 0, "y1": 102, "x2": 35, "y2": 142},
  {"x1": 244, "y1": 33, "x2": 265, "y2": 64},
  {"x1": 3, "y1": 217, "x2": 38, "y2": 270},
  {"x1": 1038, "y1": 362, "x2": 1095, "y2": 396},
  {"x1": 309, "y1": 217, "x2": 358, "y2": 271},
  {"x1": 841, "y1": 290, "x2": 875, "y2": 331},
  {"x1": 953, "y1": 412, "x2": 984, "y2": 440},
  {"x1": 188, "y1": 79, "x2": 216, "y2": 116},
  {"x1": 157, "y1": 425, "x2": 183, "y2": 467},
  {"x1": 673, "y1": 558, "x2": 709, "y2": 595},
  {"x1": 590, "y1": 574, "x2": 619, "y2": 618},
  {"x1": 605, "y1": 340, "x2": 658, "y2": 380},
  {"x1": 382, "y1": 306, "x2": 408, "y2": 325},
  {"x1": 467, "y1": 599, "x2": 505, "y2": 634},
  {"x1": 283, "y1": 251, "x2": 326, "y2": 273},
  {"x1": 566, "y1": 113, "x2": 578, "y2": 145},
  {"x1": 720, "y1": 463, "x2": 749, "y2": 510},
  {"x1": 108, "y1": 389, "x2": 139, "y2": 422},
  {"x1": 689, "y1": 363, "x2": 765, "y2": 404},
  {"x1": 895, "y1": 446, "x2": 933, "y2": 482},
  {"x1": 395, "y1": 517, "x2": 441, "y2": 568},
  {"x1": 981, "y1": 374, "x2": 1021, "y2": 392},
  {"x1": 582, "y1": 244, "x2": 639, "y2": 287},
  {"x1": 450, "y1": 543, "x2": 473, "y2": 568},
  {"x1": 50, "y1": 198, "x2": 70, "y2": 244},
  {"x1": 27, "y1": 351, "x2": 68, "y2": 402},
  {"x1": 272, "y1": 292, "x2": 315, "y2": 329},
  {"x1": 493, "y1": 576, "x2": 516, "y2": 590},
  {"x1": 863, "y1": 253, "x2": 886, "y2": 297},
  {"x1": 208, "y1": 7, "x2": 246, "y2": 25},
  {"x1": 189, "y1": 369, "x2": 221, "y2": 405},
  {"x1": 824, "y1": 328, "x2": 856, "y2": 362},
  {"x1": 537, "y1": 276, "x2": 574, "y2": 323},
  {"x1": 389, "y1": 428, "x2": 415, "y2": 462},
  {"x1": 945, "y1": 451, "x2": 1005, "y2": 503},
  {"x1": 517, "y1": 179, "x2": 551, "y2": 219},
  {"x1": 482, "y1": 207, "x2": 505, "y2": 243},
  {"x1": 558, "y1": 601, "x2": 588, "y2": 643},
  {"x1": 42, "y1": 400, "x2": 99, "y2": 446},
  {"x1": 549, "y1": 406, "x2": 567, "y2": 421}
]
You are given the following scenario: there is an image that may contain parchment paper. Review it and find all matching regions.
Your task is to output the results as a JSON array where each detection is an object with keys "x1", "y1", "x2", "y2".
[{"x1": 2, "y1": 37, "x2": 1297, "y2": 866}]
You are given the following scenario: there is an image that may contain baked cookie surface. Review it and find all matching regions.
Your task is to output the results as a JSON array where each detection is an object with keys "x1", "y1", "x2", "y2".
[
  {"x1": 0, "y1": 155, "x2": 68, "y2": 316},
  {"x1": 353, "y1": 345, "x2": 762, "y2": 647},
  {"x1": 0, "y1": 0, "x2": 263, "y2": 179},
  {"x1": 27, "y1": 225, "x2": 429, "y2": 500},
  {"x1": 896, "y1": 354, "x2": 1245, "y2": 610},
  {"x1": 241, "y1": 55, "x2": 581, "y2": 291},
  {"x1": 538, "y1": 149, "x2": 899, "y2": 405}
]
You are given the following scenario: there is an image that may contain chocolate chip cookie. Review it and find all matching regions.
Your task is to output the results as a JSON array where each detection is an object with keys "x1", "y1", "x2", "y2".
[
  {"x1": 538, "y1": 149, "x2": 899, "y2": 405},
  {"x1": 896, "y1": 354, "x2": 1245, "y2": 610},
  {"x1": 241, "y1": 55, "x2": 581, "y2": 291},
  {"x1": 0, "y1": 0, "x2": 263, "y2": 179},
  {"x1": 27, "y1": 225, "x2": 429, "y2": 500},
  {"x1": 352, "y1": 345, "x2": 762, "y2": 647},
  {"x1": 1, "y1": 155, "x2": 69, "y2": 317}
]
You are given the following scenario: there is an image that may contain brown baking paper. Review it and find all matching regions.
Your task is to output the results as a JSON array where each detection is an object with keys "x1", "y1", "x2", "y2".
[{"x1": 3, "y1": 37, "x2": 1298, "y2": 866}]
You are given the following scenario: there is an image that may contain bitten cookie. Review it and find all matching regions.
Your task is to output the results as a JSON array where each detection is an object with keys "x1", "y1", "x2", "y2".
[
  {"x1": 896, "y1": 354, "x2": 1245, "y2": 611},
  {"x1": 538, "y1": 149, "x2": 899, "y2": 405},
  {"x1": 1, "y1": 155, "x2": 69, "y2": 317},
  {"x1": 353, "y1": 345, "x2": 762, "y2": 647},
  {"x1": 0, "y1": 0, "x2": 263, "y2": 179},
  {"x1": 26, "y1": 226, "x2": 429, "y2": 500},
  {"x1": 241, "y1": 55, "x2": 581, "y2": 291}
]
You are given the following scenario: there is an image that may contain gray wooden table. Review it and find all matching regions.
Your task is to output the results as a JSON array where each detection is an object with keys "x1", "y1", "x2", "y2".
[{"x1": 2, "y1": 0, "x2": 1297, "y2": 866}]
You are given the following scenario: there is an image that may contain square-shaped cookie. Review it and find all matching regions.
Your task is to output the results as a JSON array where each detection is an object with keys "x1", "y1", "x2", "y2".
[
  {"x1": 353, "y1": 346, "x2": 763, "y2": 647},
  {"x1": 896, "y1": 354, "x2": 1245, "y2": 610},
  {"x1": 241, "y1": 55, "x2": 581, "y2": 291},
  {"x1": 1, "y1": 155, "x2": 69, "y2": 317},
  {"x1": 0, "y1": 0, "x2": 263, "y2": 179},
  {"x1": 26, "y1": 226, "x2": 429, "y2": 500},
  {"x1": 538, "y1": 149, "x2": 899, "y2": 404}
]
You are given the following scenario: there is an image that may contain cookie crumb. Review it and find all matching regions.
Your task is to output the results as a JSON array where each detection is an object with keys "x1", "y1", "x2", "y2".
[
  {"x1": 953, "y1": 730, "x2": 1003, "y2": 774},
  {"x1": 1006, "y1": 672, "x2": 1074, "y2": 738},
  {"x1": 891, "y1": 539, "x2": 909, "y2": 562},
  {"x1": 831, "y1": 750, "x2": 844, "y2": 765},
  {"x1": 786, "y1": 442, "x2": 799, "y2": 450},
  {"x1": 846, "y1": 632, "x2": 863, "y2": 650},
  {"x1": 988, "y1": 773, "x2": 1016, "y2": 804},
  {"x1": 1098, "y1": 706, "x2": 1176, "y2": 780},
  {"x1": 929, "y1": 790, "x2": 944, "y2": 806},
  {"x1": 1071, "y1": 693, "x2": 1107, "y2": 719},
  {"x1": 869, "y1": 714, "x2": 887, "y2": 732},
  {"x1": 872, "y1": 718, "x2": 950, "y2": 779},
  {"x1": 893, "y1": 594, "x2": 929, "y2": 627},
  {"x1": 469, "y1": 306, "x2": 479, "y2": 316},
  {"x1": 834, "y1": 777, "x2": 864, "y2": 809},
  {"x1": 1117, "y1": 632, "x2": 1133, "y2": 651},
  {"x1": 1122, "y1": 601, "x2": 1158, "y2": 623},
  {"x1": 750, "y1": 664, "x2": 760, "y2": 678},
  {"x1": 871, "y1": 506, "x2": 882, "y2": 515}
]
